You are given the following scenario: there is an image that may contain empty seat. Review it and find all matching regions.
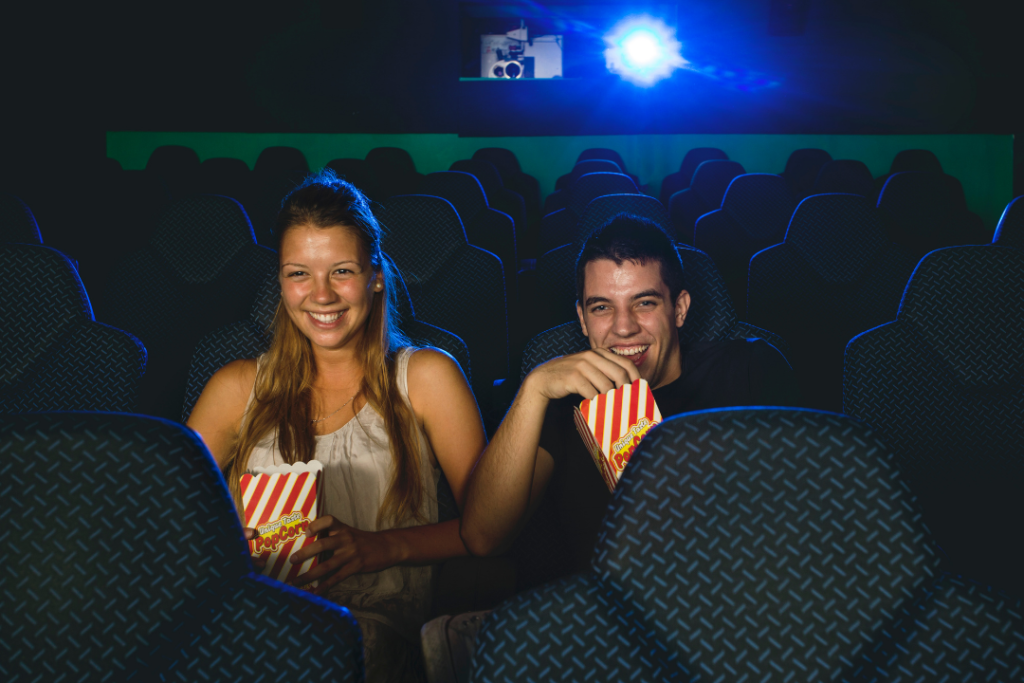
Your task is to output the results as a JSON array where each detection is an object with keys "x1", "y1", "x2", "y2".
[
  {"x1": 877, "y1": 171, "x2": 989, "y2": 258},
  {"x1": 1, "y1": 244, "x2": 146, "y2": 413},
  {"x1": 2, "y1": 412, "x2": 363, "y2": 680},
  {"x1": 326, "y1": 157, "x2": 381, "y2": 201},
  {"x1": 472, "y1": 147, "x2": 542, "y2": 242},
  {"x1": 994, "y1": 195, "x2": 1024, "y2": 248},
  {"x1": 781, "y1": 147, "x2": 832, "y2": 200},
  {"x1": 658, "y1": 146, "x2": 729, "y2": 206},
  {"x1": 539, "y1": 172, "x2": 637, "y2": 255},
  {"x1": 449, "y1": 158, "x2": 526, "y2": 245},
  {"x1": 254, "y1": 145, "x2": 309, "y2": 174},
  {"x1": 473, "y1": 408, "x2": 945, "y2": 682},
  {"x1": 748, "y1": 193, "x2": 917, "y2": 412},
  {"x1": 572, "y1": 148, "x2": 640, "y2": 188},
  {"x1": 0, "y1": 193, "x2": 42, "y2": 244},
  {"x1": 548, "y1": 159, "x2": 622, "y2": 210},
  {"x1": 668, "y1": 159, "x2": 745, "y2": 244},
  {"x1": 197, "y1": 157, "x2": 251, "y2": 201},
  {"x1": 420, "y1": 171, "x2": 517, "y2": 294},
  {"x1": 891, "y1": 148, "x2": 943, "y2": 174},
  {"x1": 366, "y1": 147, "x2": 422, "y2": 198},
  {"x1": 694, "y1": 173, "x2": 795, "y2": 317},
  {"x1": 98, "y1": 195, "x2": 277, "y2": 420},
  {"x1": 535, "y1": 194, "x2": 669, "y2": 334},
  {"x1": 813, "y1": 158, "x2": 875, "y2": 197},
  {"x1": 377, "y1": 195, "x2": 507, "y2": 391},
  {"x1": 523, "y1": 241, "x2": 790, "y2": 379},
  {"x1": 145, "y1": 144, "x2": 200, "y2": 199},
  {"x1": 249, "y1": 150, "x2": 309, "y2": 247},
  {"x1": 844, "y1": 245, "x2": 1024, "y2": 594}
]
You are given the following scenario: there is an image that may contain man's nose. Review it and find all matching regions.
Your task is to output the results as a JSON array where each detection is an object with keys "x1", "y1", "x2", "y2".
[{"x1": 612, "y1": 307, "x2": 641, "y2": 337}]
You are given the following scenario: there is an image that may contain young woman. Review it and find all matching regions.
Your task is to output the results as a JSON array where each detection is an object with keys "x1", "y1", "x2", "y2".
[{"x1": 187, "y1": 170, "x2": 486, "y2": 682}]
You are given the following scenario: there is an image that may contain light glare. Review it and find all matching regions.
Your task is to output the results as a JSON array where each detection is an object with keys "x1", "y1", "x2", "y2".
[{"x1": 604, "y1": 15, "x2": 687, "y2": 87}]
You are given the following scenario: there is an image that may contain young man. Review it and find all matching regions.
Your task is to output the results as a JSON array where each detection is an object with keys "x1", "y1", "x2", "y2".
[{"x1": 461, "y1": 213, "x2": 798, "y2": 573}]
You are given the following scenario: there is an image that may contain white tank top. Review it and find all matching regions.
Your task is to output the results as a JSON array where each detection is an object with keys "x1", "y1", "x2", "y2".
[{"x1": 245, "y1": 346, "x2": 440, "y2": 642}]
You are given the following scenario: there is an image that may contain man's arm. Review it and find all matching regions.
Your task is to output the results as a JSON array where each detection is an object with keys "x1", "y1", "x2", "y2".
[{"x1": 460, "y1": 349, "x2": 640, "y2": 556}]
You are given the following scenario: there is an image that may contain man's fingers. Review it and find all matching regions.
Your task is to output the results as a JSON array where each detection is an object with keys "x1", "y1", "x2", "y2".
[{"x1": 590, "y1": 349, "x2": 642, "y2": 383}]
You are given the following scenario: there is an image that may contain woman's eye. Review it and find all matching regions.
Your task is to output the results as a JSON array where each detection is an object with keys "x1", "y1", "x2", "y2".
[{"x1": 286, "y1": 271, "x2": 305, "y2": 277}]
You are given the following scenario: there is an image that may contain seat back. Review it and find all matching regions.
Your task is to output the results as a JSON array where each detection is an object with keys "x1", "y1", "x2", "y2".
[
  {"x1": 658, "y1": 147, "x2": 728, "y2": 205},
  {"x1": 1, "y1": 244, "x2": 146, "y2": 413},
  {"x1": 551, "y1": 159, "x2": 622, "y2": 197},
  {"x1": 472, "y1": 147, "x2": 521, "y2": 177},
  {"x1": 255, "y1": 146, "x2": 309, "y2": 174},
  {"x1": 326, "y1": 157, "x2": 381, "y2": 201},
  {"x1": 813, "y1": 158, "x2": 875, "y2": 196},
  {"x1": 748, "y1": 193, "x2": 917, "y2": 411},
  {"x1": 366, "y1": 147, "x2": 422, "y2": 198},
  {"x1": 891, "y1": 148, "x2": 942, "y2": 174},
  {"x1": 994, "y1": 195, "x2": 1024, "y2": 248},
  {"x1": 449, "y1": 159, "x2": 526, "y2": 237},
  {"x1": 523, "y1": 244, "x2": 789, "y2": 378},
  {"x1": 781, "y1": 147, "x2": 832, "y2": 199},
  {"x1": 100, "y1": 195, "x2": 277, "y2": 420},
  {"x1": 146, "y1": 144, "x2": 200, "y2": 198},
  {"x1": 877, "y1": 171, "x2": 989, "y2": 257},
  {"x1": 593, "y1": 408, "x2": 939, "y2": 682},
  {"x1": 694, "y1": 173, "x2": 795, "y2": 316},
  {"x1": 576, "y1": 148, "x2": 629, "y2": 174},
  {"x1": 2, "y1": 411, "x2": 363, "y2": 680},
  {"x1": 0, "y1": 193, "x2": 42, "y2": 244},
  {"x1": 377, "y1": 195, "x2": 507, "y2": 388},
  {"x1": 197, "y1": 157, "x2": 252, "y2": 208},
  {"x1": 538, "y1": 174, "x2": 638, "y2": 255},
  {"x1": 669, "y1": 160, "x2": 745, "y2": 243}
]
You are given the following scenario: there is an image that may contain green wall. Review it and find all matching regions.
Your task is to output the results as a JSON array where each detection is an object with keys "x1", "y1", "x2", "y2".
[{"x1": 107, "y1": 132, "x2": 1013, "y2": 233}]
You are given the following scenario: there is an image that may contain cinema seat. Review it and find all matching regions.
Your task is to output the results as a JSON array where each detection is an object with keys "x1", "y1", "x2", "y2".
[
  {"x1": 196, "y1": 157, "x2": 252, "y2": 208},
  {"x1": 450, "y1": 159, "x2": 527, "y2": 246},
  {"x1": 523, "y1": 242, "x2": 790, "y2": 379},
  {"x1": 367, "y1": 146, "x2": 423, "y2": 198},
  {"x1": 472, "y1": 147, "x2": 541, "y2": 232},
  {"x1": 539, "y1": 171, "x2": 637, "y2": 255},
  {"x1": 1, "y1": 412, "x2": 363, "y2": 681},
  {"x1": 0, "y1": 243, "x2": 146, "y2": 413},
  {"x1": 249, "y1": 148, "x2": 309, "y2": 246},
  {"x1": 327, "y1": 157, "x2": 382, "y2": 202},
  {"x1": 993, "y1": 195, "x2": 1024, "y2": 248},
  {"x1": 0, "y1": 193, "x2": 42, "y2": 244},
  {"x1": 145, "y1": 144, "x2": 200, "y2": 199},
  {"x1": 472, "y1": 408, "x2": 967, "y2": 682},
  {"x1": 844, "y1": 245, "x2": 1024, "y2": 595},
  {"x1": 668, "y1": 159, "x2": 745, "y2": 244},
  {"x1": 813, "y1": 158, "x2": 876, "y2": 197},
  {"x1": 377, "y1": 195, "x2": 507, "y2": 393},
  {"x1": 658, "y1": 146, "x2": 728, "y2": 206},
  {"x1": 575, "y1": 147, "x2": 640, "y2": 187},
  {"x1": 781, "y1": 147, "x2": 832, "y2": 200},
  {"x1": 550, "y1": 158, "x2": 622, "y2": 205},
  {"x1": 693, "y1": 173, "x2": 795, "y2": 317},
  {"x1": 98, "y1": 195, "x2": 277, "y2": 421},
  {"x1": 748, "y1": 193, "x2": 917, "y2": 411}
]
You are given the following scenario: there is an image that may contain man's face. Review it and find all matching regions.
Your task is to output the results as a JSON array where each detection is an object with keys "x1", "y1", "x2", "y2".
[{"x1": 576, "y1": 258, "x2": 690, "y2": 390}]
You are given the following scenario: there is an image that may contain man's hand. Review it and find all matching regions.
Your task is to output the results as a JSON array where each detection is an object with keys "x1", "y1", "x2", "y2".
[
  {"x1": 288, "y1": 515, "x2": 404, "y2": 596},
  {"x1": 526, "y1": 348, "x2": 641, "y2": 401}
]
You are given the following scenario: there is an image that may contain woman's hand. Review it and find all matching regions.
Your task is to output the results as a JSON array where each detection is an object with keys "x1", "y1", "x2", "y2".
[
  {"x1": 288, "y1": 515, "x2": 404, "y2": 596},
  {"x1": 243, "y1": 527, "x2": 267, "y2": 570}
]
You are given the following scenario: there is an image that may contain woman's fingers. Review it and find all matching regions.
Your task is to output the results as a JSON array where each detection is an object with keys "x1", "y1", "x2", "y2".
[{"x1": 312, "y1": 559, "x2": 363, "y2": 596}]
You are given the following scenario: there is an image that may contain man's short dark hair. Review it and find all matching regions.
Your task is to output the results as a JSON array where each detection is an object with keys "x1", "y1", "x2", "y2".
[{"x1": 575, "y1": 213, "x2": 685, "y2": 305}]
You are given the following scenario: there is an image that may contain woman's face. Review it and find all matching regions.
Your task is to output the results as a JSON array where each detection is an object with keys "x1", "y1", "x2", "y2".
[{"x1": 278, "y1": 223, "x2": 382, "y2": 353}]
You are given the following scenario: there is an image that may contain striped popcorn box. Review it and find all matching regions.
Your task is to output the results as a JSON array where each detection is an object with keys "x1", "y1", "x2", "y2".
[
  {"x1": 239, "y1": 461, "x2": 323, "y2": 585},
  {"x1": 573, "y1": 378, "x2": 662, "y2": 492}
]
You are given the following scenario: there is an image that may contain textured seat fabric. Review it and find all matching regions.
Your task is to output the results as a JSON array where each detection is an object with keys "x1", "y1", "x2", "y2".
[
  {"x1": 327, "y1": 157, "x2": 382, "y2": 201},
  {"x1": 0, "y1": 193, "x2": 42, "y2": 244},
  {"x1": 145, "y1": 144, "x2": 200, "y2": 199},
  {"x1": 450, "y1": 159, "x2": 527, "y2": 247},
  {"x1": 0, "y1": 412, "x2": 363, "y2": 682},
  {"x1": 748, "y1": 193, "x2": 917, "y2": 412},
  {"x1": 523, "y1": 243, "x2": 789, "y2": 379},
  {"x1": 539, "y1": 172, "x2": 638, "y2": 255},
  {"x1": 367, "y1": 146, "x2": 423, "y2": 198},
  {"x1": 877, "y1": 171, "x2": 990, "y2": 257},
  {"x1": 781, "y1": 147, "x2": 833, "y2": 200},
  {"x1": 535, "y1": 194, "x2": 670, "y2": 335},
  {"x1": 473, "y1": 408, "x2": 941, "y2": 682},
  {"x1": 550, "y1": 158, "x2": 623, "y2": 205},
  {"x1": 813, "y1": 158, "x2": 876, "y2": 197},
  {"x1": 844, "y1": 245, "x2": 1024, "y2": 594},
  {"x1": 196, "y1": 157, "x2": 252, "y2": 208},
  {"x1": 694, "y1": 173, "x2": 795, "y2": 317},
  {"x1": 99, "y1": 195, "x2": 277, "y2": 421},
  {"x1": 377, "y1": 195, "x2": 507, "y2": 391},
  {"x1": 668, "y1": 159, "x2": 745, "y2": 244},
  {"x1": 1, "y1": 244, "x2": 146, "y2": 413},
  {"x1": 993, "y1": 194, "x2": 1024, "y2": 248},
  {"x1": 421, "y1": 171, "x2": 517, "y2": 293},
  {"x1": 659, "y1": 147, "x2": 729, "y2": 206}
]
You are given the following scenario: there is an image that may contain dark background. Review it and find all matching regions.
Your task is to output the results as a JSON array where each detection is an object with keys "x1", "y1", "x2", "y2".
[{"x1": 4, "y1": 0, "x2": 1021, "y2": 180}]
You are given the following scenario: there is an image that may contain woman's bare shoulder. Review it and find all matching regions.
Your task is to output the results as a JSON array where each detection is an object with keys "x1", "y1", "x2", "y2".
[
  {"x1": 405, "y1": 347, "x2": 466, "y2": 391},
  {"x1": 208, "y1": 358, "x2": 259, "y2": 398}
]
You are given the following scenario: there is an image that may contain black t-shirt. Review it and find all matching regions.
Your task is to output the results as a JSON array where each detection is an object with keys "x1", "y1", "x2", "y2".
[{"x1": 532, "y1": 338, "x2": 799, "y2": 579}]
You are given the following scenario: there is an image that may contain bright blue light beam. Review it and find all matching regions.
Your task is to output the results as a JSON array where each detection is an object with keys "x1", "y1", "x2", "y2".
[{"x1": 604, "y1": 16, "x2": 687, "y2": 87}]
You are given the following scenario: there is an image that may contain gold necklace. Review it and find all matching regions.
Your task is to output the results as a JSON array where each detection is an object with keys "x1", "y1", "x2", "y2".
[{"x1": 311, "y1": 391, "x2": 359, "y2": 424}]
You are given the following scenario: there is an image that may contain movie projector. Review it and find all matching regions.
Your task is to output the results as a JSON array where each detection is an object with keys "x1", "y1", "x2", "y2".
[{"x1": 481, "y1": 21, "x2": 563, "y2": 79}]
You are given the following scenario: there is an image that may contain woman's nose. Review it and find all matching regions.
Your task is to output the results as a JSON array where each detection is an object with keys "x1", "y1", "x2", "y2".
[{"x1": 311, "y1": 277, "x2": 337, "y2": 303}]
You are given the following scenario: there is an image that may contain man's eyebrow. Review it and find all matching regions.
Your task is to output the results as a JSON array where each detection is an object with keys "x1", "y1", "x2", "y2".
[
  {"x1": 631, "y1": 289, "x2": 664, "y2": 301},
  {"x1": 584, "y1": 295, "x2": 611, "y2": 307}
]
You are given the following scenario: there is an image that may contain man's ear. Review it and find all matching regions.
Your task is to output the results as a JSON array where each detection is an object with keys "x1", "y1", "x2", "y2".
[
  {"x1": 576, "y1": 301, "x2": 589, "y2": 337},
  {"x1": 674, "y1": 289, "x2": 690, "y2": 329}
]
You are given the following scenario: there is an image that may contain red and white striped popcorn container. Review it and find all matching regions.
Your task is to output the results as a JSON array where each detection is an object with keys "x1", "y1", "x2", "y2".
[
  {"x1": 574, "y1": 378, "x2": 662, "y2": 492},
  {"x1": 239, "y1": 461, "x2": 323, "y2": 585}
]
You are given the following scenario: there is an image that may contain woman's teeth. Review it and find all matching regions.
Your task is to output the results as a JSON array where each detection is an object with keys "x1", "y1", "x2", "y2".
[
  {"x1": 308, "y1": 311, "x2": 342, "y2": 323},
  {"x1": 612, "y1": 345, "x2": 649, "y2": 357}
]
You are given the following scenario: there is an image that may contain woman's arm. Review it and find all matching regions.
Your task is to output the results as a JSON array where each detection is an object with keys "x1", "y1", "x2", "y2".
[{"x1": 185, "y1": 358, "x2": 257, "y2": 469}]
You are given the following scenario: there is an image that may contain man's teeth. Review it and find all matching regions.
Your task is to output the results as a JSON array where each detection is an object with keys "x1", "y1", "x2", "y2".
[
  {"x1": 308, "y1": 311, "x2": 342, "y2": 323},
  {"x1": 612, "y1": 345, "x2": 649, "y2": 357}
]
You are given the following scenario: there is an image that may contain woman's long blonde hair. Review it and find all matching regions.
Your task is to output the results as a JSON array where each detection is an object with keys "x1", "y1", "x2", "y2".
[{"x1": 224, "y1": 170, "x2": 424, "y2": 526}]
